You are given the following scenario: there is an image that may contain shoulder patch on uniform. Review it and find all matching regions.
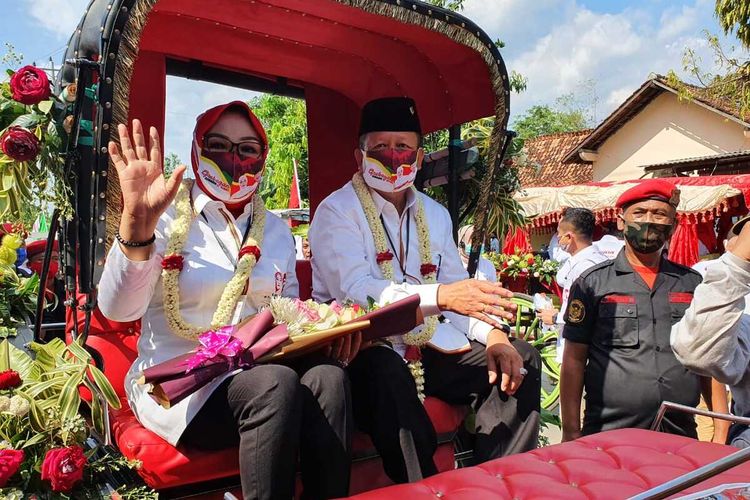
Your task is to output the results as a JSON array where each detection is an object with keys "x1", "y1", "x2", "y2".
[{"x1": 568, "y1": 299, "x2": 586, "y2": 323}]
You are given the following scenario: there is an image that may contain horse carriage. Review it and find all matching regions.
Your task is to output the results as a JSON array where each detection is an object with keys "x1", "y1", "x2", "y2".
[{"x1": 31, "y1": 0, "x2": 750, "y2": 497}]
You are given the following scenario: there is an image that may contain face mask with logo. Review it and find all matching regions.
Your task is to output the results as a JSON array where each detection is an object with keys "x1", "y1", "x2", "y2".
[
  {"x1": 622, "y1": 220, "x2": 672, "y2": 254},
  {"x1": 361, "y1": 148, "x2": 419, "y2": 193},
  {"x1": 195, "y1": 150, "x2": 264, "y2": 205}
]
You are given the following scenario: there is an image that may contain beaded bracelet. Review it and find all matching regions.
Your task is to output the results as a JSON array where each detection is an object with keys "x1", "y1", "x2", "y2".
[{"x1": 115, "y1": 231, "x2": 156, "y2": 248}]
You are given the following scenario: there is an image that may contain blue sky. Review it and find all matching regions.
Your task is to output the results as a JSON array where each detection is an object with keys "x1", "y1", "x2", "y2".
[{"x1": 2, "y1": 0, "x2": 746, "y2": 161}]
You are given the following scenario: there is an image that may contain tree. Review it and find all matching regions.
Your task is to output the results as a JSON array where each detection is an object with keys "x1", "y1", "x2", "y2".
[
  {"x1": 163, "y1": 152, "x2": 181, "y2": 179},
  {"x1": 512, "y1": 104, "x2": 588, "y2": 141},
  {"x1": 716, "y1": 0, "x2": 750, "y2": 49},
  {"x1": 248, "y1": 94, "x2": 308, "y2": 210},
  {"x1": 426, "y1": 0, "x2": 465, "y2": 11},
  {"x1": 667, "y1": 30, "x2": 750, "y2": 121}
]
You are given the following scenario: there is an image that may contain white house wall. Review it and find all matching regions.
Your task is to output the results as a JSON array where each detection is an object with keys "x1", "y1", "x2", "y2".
[{"x1": 592, "y1": 92, "x2": 750, "y2": 181}]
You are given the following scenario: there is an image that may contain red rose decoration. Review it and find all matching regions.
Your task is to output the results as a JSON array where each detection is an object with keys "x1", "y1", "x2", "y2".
[
  {"x1": 161, "y1": 254, "x2": 184, "y2": 271},
  {"x1": 527, "y1": 257, "x2": 535, "y2": 265},
  {"x1": 376, "y1": 251, "x2": 394, "y2": 264},
  {"x1": 0, "y1": 127, "x2": 40, "y2": 162},
  {"x1": 238, "y1": 245, "x2": 261, "y2": 262},
  {"x1": 404, "y1": 345, "x2": 422, "y2": 362},
  {"x1": 0, "y1": 370, "x2": 22, "y2": 390},
  {"x1": 420, "y1": 263, "x2": 437, "y2": 276},
  {"x1": 41, "y1": 446, "x2": 87, "y2": 493},
  {"x1": 9, "y1": 65, "x2": 51, "y2": 105},
  {"x1": 0, "y1": 449, "x2": 24, "y2": 487}
]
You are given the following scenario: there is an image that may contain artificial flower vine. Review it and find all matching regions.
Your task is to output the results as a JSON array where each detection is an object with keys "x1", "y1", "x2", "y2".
[{"x1": 352, "y1": 172, "x2": 437, "y2": 401}]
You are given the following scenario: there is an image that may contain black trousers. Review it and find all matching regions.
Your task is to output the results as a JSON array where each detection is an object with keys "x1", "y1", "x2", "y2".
[
  {"x1": 347, "y1": 339, "x2": 541, "y2": 484},
  {"x1": 180, "y1": 359, "x2": 351, "y2": 500}
]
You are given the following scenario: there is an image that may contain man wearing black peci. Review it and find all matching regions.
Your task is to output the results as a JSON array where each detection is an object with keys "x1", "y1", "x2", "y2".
[{"x1": 309, "y1": 97, "x2": 541, "y2": 483}]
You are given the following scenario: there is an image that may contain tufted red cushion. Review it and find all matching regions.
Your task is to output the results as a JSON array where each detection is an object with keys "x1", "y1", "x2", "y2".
[
  {"x1": 113, "y1": 395, "x2": 463, "y2": 490},
  {"x1": 347, "y1": 428, "x2": 750, "y2": 499}
]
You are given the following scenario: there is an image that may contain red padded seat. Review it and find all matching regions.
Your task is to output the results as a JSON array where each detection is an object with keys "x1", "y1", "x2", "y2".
[
  {"x1": 348, "y1": 428, "x2": 750, "y2": 499},
  {"x1": 69, "y1": 261, "x2": 468, "y2": 493}
]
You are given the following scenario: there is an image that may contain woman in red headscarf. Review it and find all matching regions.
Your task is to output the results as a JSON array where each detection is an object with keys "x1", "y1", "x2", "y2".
[{"x1": 97, "y1": 103, "x2": 353, "y2": 500}]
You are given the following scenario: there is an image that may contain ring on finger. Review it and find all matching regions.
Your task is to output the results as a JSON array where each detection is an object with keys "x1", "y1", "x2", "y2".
[{"x1": 519, "y1": 367, "x2": 528, "y2": 376}]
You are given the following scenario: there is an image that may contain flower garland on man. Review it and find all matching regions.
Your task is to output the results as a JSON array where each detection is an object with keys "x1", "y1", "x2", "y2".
[
  {"x1": 96, "y1": 102, "x2": 354, "y2": 499},
  {"x1": 309, "y1": 97, "x2": 542, "y2": 485}
]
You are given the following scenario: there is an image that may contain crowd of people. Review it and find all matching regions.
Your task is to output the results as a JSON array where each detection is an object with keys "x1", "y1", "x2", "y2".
[{"x1": 8, "y1": 94, "x2": 750, "y2": 499}]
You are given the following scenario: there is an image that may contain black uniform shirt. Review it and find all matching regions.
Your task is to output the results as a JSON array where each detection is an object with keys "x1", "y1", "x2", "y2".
[{"x1": 563, "y1": 250, "x2": 703, "y2": 437}]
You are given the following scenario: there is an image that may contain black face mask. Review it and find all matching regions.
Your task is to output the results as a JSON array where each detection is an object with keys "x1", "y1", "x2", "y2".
[{"x1": 623, "y1": 221, "x2": 672, "y2": 254}]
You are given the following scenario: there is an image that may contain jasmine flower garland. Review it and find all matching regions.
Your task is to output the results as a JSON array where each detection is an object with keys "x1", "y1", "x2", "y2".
[
  {"x1": 161, "y1": 180, "x2": 266, "y2": 340},
  {"x1": 351, "y1": 172, "x2": 437, "y2": 401}
]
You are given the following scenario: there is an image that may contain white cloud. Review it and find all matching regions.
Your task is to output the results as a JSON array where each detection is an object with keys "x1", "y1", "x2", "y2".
[
  {"x1": 24, "y1": 0, "x2": 89, "y2": 37},
  {"x1": 164, "y1": 77, "x2": 261, "y2": 162},
  {"x1": 457, "y1": 0, "x2": 746, "y2": 126}
]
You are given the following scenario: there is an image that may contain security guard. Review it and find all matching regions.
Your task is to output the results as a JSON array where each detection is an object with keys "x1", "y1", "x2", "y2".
[{"x1": 560, "y1": 179, "x2": 704, "y2": 441}]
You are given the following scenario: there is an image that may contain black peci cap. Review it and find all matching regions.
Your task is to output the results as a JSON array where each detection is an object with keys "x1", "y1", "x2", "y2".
[{"x1": 358, "y1": 97, "x2": 422, "y2": 137}]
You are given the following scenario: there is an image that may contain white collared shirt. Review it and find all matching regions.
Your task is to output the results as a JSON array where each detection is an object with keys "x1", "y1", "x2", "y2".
[
  {"x1": 593, "y1": 235, "x2": 625, "y2": 260},
  {"x1": 309, "y1": 181, "x2": 494, "y2": 355},
  {"x1": 97, "y1": 184, "x2": 298, "y2": 445}
]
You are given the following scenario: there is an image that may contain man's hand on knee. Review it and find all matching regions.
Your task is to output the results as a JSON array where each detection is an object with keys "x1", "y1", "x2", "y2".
[{"x1": 485, "y1": 329, "x2": 525, "y2": 395}]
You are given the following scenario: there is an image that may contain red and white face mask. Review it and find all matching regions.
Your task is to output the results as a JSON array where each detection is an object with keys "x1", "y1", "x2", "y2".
[
  {"x1": 360, "y1": 148, "x2": 421, "y2": 193},
  {"x1": 194, "y1": 148, "x2": 263, "y2": 205},
  {"x1": 190, "y1": 101, "x2": 268, "y2": 206}
]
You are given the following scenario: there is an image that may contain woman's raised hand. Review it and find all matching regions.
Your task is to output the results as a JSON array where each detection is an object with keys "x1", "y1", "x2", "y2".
[{"x1": 109, "y1": 120, "x2": 186, "y2": 243}]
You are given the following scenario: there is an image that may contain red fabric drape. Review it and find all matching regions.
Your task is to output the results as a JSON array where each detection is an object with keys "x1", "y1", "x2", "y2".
[
  {"x1": 502, "y1": 227, "x2": 532, "y2": 254},
  {"x1": 696, "y1": 221, "x2": 718, "y2": 255},
  {"x1": 668, "y1": 219, "x2": 699, "y2": 267}
]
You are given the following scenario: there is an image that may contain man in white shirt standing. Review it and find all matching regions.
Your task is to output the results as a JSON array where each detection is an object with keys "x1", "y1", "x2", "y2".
[
  {"x1": 309, "y1": 97, "x2": 541, "y2": 484},
  {"x1": 538, "y1": 208, "x2": 608, "y2": 362}
]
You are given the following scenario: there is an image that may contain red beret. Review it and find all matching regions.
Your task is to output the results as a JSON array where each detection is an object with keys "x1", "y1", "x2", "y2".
[
  {"x1": 26, "y1": 240, "x2": 59, "y2": 259},
  {"x1": 616, "y1": 179, "x2": 680, "y2": 209}
]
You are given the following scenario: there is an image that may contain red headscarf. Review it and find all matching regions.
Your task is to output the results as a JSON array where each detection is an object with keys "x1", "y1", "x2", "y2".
[{"x1": 190, "y1": 101, "x2": 269, "y2": 208}]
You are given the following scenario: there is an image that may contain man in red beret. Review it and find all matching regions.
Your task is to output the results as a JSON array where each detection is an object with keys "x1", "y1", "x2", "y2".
[{"x1": 560, "y1": 179, "x2": 713, "y2": 440}]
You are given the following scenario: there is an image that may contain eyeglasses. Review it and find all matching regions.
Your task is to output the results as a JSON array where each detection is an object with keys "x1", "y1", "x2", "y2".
[{"x1": 203, "y1": 134, "x2": 265, "y2": 159}]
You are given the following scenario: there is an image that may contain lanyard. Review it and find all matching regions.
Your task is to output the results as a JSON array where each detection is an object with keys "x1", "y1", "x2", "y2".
[
  {"x1": 380, "y1": 209, "x2": 420, "y2": 284},
  {"x1": 201, "y1": 208, "x2": 254, "y2": 269}
]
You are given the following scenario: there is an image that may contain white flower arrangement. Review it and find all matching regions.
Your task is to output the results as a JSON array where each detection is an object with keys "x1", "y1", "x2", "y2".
[{"x1": 268, "y1": 297, "x2": 365, "y2": 337}]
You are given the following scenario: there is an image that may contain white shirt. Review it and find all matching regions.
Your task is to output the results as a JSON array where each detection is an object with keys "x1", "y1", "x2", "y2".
[
  {"x1": 98, "y1": 184, "x2": 298, "y2": 445},
  {"x1": 555, "y1": 244, "x2": 608, "y2": 362},
  {"x1": 672, "y1": 253, "x2": 750, "y2": 421},
  {"x1": 309, "y1": 181, "x2": 494, "y2": 355},
  {"x1": 460, "y1": 254, "x2": 497, "y2": 283},
  {"x1": 593, "y1": 235, "x2": 625, "y2": 260}
]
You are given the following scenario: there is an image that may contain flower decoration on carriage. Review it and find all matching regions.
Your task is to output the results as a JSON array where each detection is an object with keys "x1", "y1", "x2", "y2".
[
  {"x1": 0, "y1": 337, "x2": 153, "y2": 497},
  {"x1": 0, "y1": 61, "x2": 80, "y2": 220}
]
